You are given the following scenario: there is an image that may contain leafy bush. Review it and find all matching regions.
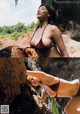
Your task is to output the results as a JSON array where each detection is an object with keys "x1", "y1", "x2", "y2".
[
  {"x1": 10, "y1": 32, "x2": 24, "y2": 41},
  {"x1": 0, "y1": 22, "x2": 37, "y2": 41},
  {"x1": 52, "y1": 99, "x2": 62, "y2": 114}
]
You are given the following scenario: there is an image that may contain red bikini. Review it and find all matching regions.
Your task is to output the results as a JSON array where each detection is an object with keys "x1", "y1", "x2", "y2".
[
  {"x1": 43, "y1": 82, "x2": 60, "y2": 98},
  {"x1": 30, "y1": 24, "x2": 56, "y2": 50}
]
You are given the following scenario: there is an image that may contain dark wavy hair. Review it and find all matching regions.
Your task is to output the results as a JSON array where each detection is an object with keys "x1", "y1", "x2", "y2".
[{"x1": 39, "y1": 4, "x2": 57, "y2": 25}]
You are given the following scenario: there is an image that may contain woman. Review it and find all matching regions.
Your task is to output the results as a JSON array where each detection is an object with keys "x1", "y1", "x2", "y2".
[
  {"x1": 26, "y1": 70, "x2": 80, "y2": 114},
  {"x1": 0, "y1": 5, "x2": 68, "y2": 58},
  {"x1": 25, "y1": 4, "x2": 69, "y2": 57}
]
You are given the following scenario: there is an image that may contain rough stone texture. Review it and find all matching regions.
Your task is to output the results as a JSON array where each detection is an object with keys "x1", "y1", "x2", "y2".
[
  {"x1": 15, "y1": 32, "x2": 32, "y2": 48},
  {"x1": 36, "y1": 58, "x2": 80, "y2": 80},
  {"x1": 0, "y1": 32, "x2": 32, "y2": 48},
  {"x1": 63, "y1": 34, "x2": 80, "y2": 57},
  {"x1": 0, "y1": 58, "x2": 52, "y2": 114},
  {"x1": 0, "y1": 58, "x2": 26, "y2": 104}
]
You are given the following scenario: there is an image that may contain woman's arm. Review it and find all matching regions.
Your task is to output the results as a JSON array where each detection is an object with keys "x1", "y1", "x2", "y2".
[
  {"x1": 52, "y1": 26, "x2": 69, "y2": 57},
  {"x1": 64, "y1": 97, "x2": 80, "y2": 114},
  {"x1": 26, "y1": 70, "x2": 59, "y2": 85},
  {"x1": 40, "y1": 88, "x2": 48, "y2": 101}
]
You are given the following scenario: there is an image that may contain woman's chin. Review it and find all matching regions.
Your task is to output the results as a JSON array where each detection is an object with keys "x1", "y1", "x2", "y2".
[
  {"x1": 32, "y1": 83, "x2": 39, "y2": 87},
  {"x1": 37, "y1": 16, "x2": 43, "y2": 20},
  {"x1": 32, "y1": 84, "x2": 37, "y2": 87}
]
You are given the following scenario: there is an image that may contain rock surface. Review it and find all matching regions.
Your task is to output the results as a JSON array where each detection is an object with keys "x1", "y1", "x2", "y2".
[
  {"x1": 63, "y1": 34, "x2": 80, "y2": 57},
  {"x1": 0, "y1": 58, "x2": 52, "y2": 114}
]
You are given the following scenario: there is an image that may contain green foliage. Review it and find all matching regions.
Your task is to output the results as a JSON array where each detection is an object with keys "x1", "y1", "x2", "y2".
[
  {"x1": 10, "y1": 32, "x2": 24, "y2": 41},
  {"x1": 52, "y1": 99, "x2": 62, "y2": 114},
  {"x1": 0, "y1": 22, "x2": 37, "y2": 41},
  {"x1": 45, "y1": 98, "x2": 62, "y2": 114},
  {"x1": 13, "y1": 22, "x2": 27, "y2": 32},
  {"x1": 0, "y1": 34, "x2": 10, "y2": 39}
]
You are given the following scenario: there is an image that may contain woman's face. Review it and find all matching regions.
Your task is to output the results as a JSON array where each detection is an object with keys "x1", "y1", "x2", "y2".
[
  {"x1": 37, "y1": 6, "x2": 49, "y2": 20},
  {"x1": 27, "y1": 76, "x2": 40, "y2": 86}
]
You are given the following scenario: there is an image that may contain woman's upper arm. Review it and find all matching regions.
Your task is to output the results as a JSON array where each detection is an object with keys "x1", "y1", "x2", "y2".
[
  {"x1": 27, "y1": 70, "x2": 59, "y2": 85},
  {"x1": 52, "y1": 26, "x2": 69, "y2": 57},
  {"x1": 41, "y1": 88, "x2": 48, "y2": 101}
]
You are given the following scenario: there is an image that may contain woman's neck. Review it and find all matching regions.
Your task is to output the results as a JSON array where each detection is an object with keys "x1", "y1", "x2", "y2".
[
  {"x1": 39, "y1": 20, "x2": 48, "y2": 28},
  {"x1": 39, "y1": 80, "x2": 45, "y2": 86}
]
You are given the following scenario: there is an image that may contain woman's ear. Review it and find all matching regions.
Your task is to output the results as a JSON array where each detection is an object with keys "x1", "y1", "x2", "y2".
[{"x1": 48, "y1": 15, "x2": 50, "y2": 17}]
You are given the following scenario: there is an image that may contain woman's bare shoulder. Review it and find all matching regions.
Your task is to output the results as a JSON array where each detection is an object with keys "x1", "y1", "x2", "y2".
[
  {"x1": 48, "y1": 24, "x2": 60, "y2": 32},
  {"x1": 47, "y1": 25, "x2": 61, "y2": 37}
]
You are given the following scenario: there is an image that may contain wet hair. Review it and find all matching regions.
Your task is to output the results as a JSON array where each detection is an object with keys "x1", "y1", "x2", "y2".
[{"x1": 39, "y1": 4, "x2": 57, "y2": 25}]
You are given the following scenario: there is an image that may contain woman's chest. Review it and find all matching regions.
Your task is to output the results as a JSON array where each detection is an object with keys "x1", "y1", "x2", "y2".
[{"x1": 31, "y1": 29, "x2": 53, "y2": 46}]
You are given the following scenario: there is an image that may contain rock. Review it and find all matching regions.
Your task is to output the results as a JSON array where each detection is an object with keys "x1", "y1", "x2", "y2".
[
  {"x1": 36, "y1": 58, "x2": 80, "y2": 80},
  {"x1": 0, "y1": 58, "x2": 52, "y2": 114},
  {"x1": 72, "y1": 32, "x2": 80, "y2": 41},
  {"x1": 15, "y1": 32, "x2": 33, "y2": 48},
  {"x1": 0, "y1": 39, "x2": 15, "y2": 48},
  {"x1": 62, "y1": 34, "x2": 80, "y2": 57}
]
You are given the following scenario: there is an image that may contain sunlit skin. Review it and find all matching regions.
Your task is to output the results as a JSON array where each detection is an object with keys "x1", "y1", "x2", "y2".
[
  {"x1": 27, "y1": 76, "x2": 41, "y2": 86},
  {"x1": 26, "y1": 70, "x2": 80, "y2": 114},
  {"x1": 30, "y1": 5, "x2": 69, "y2": 57},
  {"x1": 37, "y1": 6, "x2": 49, "y2": 21}
]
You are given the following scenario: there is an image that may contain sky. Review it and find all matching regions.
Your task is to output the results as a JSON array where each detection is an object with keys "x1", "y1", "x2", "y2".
[{"x1": 0, "y1": 0, "x2": 41, "y2": 26}]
